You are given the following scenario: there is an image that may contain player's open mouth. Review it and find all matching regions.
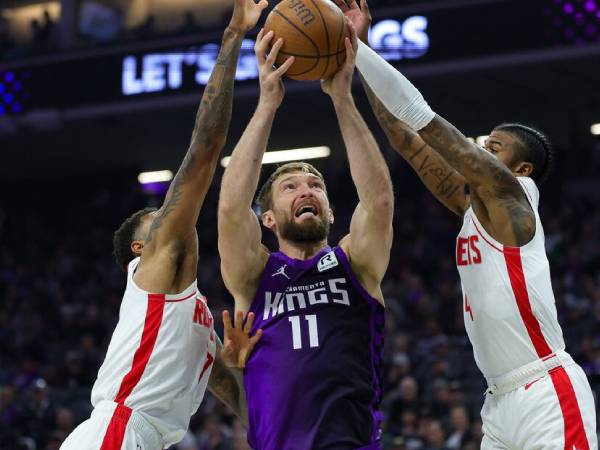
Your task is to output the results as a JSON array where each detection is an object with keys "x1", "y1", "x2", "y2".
[{"x1": 294, "y1": 204, "x2": 318, "y2": 218}]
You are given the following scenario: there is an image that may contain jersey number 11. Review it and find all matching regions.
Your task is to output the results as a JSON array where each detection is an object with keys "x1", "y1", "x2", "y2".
[{"x1": 288, "y1": 315, "x2": 319, "y2": 350}]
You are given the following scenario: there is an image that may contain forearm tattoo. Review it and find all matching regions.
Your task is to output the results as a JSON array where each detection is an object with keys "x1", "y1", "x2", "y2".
[{"x1": 146, "y1": 28, "x2": 244, "y2": 243}]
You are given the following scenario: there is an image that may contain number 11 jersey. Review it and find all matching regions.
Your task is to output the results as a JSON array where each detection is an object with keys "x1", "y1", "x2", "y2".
[{"x1": 244, "y1": 246, "x2": 385, "y2": 450}]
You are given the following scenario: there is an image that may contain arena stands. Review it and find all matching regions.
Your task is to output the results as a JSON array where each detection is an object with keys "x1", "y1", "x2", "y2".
[{"x1": 1, "y1": 134, "x2": 599, "y2": 449}]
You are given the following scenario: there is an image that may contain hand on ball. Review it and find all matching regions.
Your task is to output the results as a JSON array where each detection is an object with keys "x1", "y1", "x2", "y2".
[
  {"x1": 255, "y1": 29, "x2": 295, "y2": 110},
  {"x1": 321, "y1": 21, "x2": 358, "y2": 99}
]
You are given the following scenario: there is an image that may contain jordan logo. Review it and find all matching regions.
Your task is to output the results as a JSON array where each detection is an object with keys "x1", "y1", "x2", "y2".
[{"x1": 272, "y1": 264, "x2": 291, "y2": 280}]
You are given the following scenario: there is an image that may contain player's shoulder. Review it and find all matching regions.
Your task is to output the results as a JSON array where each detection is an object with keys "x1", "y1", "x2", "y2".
[
  {"x1": 337, "y1": 234, "x2": 351, "y2": 254},
  {"x1": 127, "y1": 256, "x2": 141, "y2": 275},
  {"x1": 516, "y1": 176, "x2": 540, "y2": 209}
]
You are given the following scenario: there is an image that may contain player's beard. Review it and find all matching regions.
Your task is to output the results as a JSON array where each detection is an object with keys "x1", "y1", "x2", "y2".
[{"x1": 279, "y1": 214, "x2": 330, "y2": 243}]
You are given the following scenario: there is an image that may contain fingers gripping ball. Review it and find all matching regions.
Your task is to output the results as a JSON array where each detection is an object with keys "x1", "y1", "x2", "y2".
[{"x1": 264, "y1": 0, "x2": 349, "y2": 81}]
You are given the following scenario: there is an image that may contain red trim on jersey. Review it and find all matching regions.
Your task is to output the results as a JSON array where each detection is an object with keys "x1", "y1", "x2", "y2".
[
  {"x1": 503, "y1": 244, "x2": 589, "y2": 448},
  {"x1": 550, "y1": 368, "x2": 590, "y2": 450},
  {"x1": 503, "y1": 247, "x2": 552, "y2": 358},
  {"x1": 199, "y1": 351, "x2": 214, "y2": 381},
  {"x1": 471, "y1": 218, "x2": 503, "y2": 253},
  {"x1": 114, "y1": 294, "x2": 166, "y2": 404},
  {"x1": 99, "y1": 404, "x2": 132, "y2": 450},
  {"x1": 165, "y1": 290, "x2": 197, "y2": 303}
]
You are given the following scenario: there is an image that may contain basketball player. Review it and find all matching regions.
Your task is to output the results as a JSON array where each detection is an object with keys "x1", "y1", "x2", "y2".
[
  {"x1": 336, "y1": 0, "x2": 598, "y2": 448},
  {"x1": 217, "y1": 25, "x2": 394, "y2": 450},
  {"x1": 59, "y1": 2, "x2": 267, "y2": 449}
]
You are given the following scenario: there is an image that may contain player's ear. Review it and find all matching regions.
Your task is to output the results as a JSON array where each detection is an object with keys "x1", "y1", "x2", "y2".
[
  {"x1": 131, "y1": 240, "x2": 144, "y2": 256},
  {"x1": 262, "y1": 211, "x2": 277, "y2": 231},
  {"x1": 328, "y1": 208, "x2": 334, "y2": 225},
  {"x1": 513, "y1": 161, "x2": 534, "y2": 178}
]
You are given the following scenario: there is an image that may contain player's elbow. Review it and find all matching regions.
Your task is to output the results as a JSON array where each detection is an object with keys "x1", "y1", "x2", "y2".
[
  {"x1": 373, "y1": 190, "x2": 394, "y2": 216},
  {"x1": 218, "y1": 198, "x2": 241, "y2": 221}
]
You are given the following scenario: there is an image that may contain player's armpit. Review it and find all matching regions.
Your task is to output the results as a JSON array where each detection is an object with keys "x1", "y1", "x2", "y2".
[
  {"x1": 218, "y1": 208, "x2": 269, "y2": 311},
  {"x1": 134, "y1": 234, "x2": 198, "y2": 295},
  {"x1": 341, "y1": 202, "x2": 393, "y2": 305},
  {"x1": 471, "y1": 190, "x2": 537, "y2": 247}
]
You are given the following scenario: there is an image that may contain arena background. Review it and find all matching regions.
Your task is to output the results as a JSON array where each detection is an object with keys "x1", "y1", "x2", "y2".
[{"x1": 1, "y1": 0, "x2": 600, "y2": 449}]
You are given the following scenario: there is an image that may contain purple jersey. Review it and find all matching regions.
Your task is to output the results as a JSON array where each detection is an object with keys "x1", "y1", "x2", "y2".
[{"x1": 244, "y1": 246, "x2": 385, "y2": 450}]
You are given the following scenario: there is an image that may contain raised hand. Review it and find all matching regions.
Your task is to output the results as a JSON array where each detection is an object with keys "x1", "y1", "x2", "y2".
[
  {"x1": 254, "y1": 29, "x2": 295, "y2": 110},
  {"x1": 221, "y1": 310, "x2": 263, "y2": 368},
  {"x1": 229, "y1": 0, "x2": 269, "y2": 33},
  {"x1": 333, "y1": 0, "x2": 371, "y2": 43},
  {"x1": 321, "y1": 22, "x2": 358, "y2": 99}
]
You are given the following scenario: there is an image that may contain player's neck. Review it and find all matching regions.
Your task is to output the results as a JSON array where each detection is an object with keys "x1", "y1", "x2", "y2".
[{"x1": 277, "y1": 238, "x2": 328, "y2": 261}]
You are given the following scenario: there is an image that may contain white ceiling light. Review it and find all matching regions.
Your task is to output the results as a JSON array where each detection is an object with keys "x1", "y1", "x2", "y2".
[
  {"x1": 137, "y1": 170, "x2": 173, "y2": 184},
  {"x1": 221, "y1": 146, "x2": 331, "y2": 168}
]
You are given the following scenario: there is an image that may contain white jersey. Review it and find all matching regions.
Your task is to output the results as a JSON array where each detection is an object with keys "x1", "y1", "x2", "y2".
[
  {"x1": 457, "y1": 177, "x2": 565, "y2": 380},
  {"x1": 91, "y1": 257, "x2": 216, "y2": 448}
]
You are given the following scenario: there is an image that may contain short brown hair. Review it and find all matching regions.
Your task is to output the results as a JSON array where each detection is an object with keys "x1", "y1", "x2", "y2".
[{"x1": 256, "y1": 162, "x2": 325, "y2": 213}]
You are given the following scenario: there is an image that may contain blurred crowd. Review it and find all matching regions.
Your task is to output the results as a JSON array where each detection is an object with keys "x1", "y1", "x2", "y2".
[
  {"x1": 1, "y1": 134, "x2": 600, "y2": 450},
  {"x1": 0, "y1": 0, "x2": 446, "y2": 62}
]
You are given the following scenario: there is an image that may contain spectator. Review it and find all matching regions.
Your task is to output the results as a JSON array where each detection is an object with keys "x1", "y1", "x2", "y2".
[
  {"x1": 54, "y1": 407, "x2": 74, "y2": 435},
  {"x1": 31, "y1": 10, "x2": 55, "y2": 51},
  {"x1": 423, "y1": 420, "x2": 449, "y2": 450},
  {"x1": 197, "y1": 414, "x2": 233, "y2": 450},
  {"x1": 445, "y1": 405, "x2": 471, "y2": 449}
]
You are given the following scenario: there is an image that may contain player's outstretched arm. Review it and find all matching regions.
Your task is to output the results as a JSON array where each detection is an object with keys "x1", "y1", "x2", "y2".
[
  {"x1": 361, "y1": 80, "x2": 468, "y2": 217},
  {"x1": 321, "y1": 25, "x2": 393, "y2": 302},
  {"x1": 339, "y1": 0, "x2": 534, "y2": 246},
  {"x1": 218, "y1": 31, "x2": 294, "y2": 311},
  {"x1": 136, "y1": 0, "x2": 268, "y2": 293},
  {"x1": 357, "y1": 45, "x2": 534, "y2": 244},
  {"x1": 336, "y1": 0, "x2": 467, "y2": 216},
  {"x1": 208, "y1": 310, "x2": 262, "y2": 428}
]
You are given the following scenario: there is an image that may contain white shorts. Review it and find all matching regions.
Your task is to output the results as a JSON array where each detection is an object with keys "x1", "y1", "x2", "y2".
[
  {"x1": 481, "y1": 363, "x2": 597, "y2": 450},
  {"x1": 60, "y1": 402, "x2": 163, "y2": 450}
]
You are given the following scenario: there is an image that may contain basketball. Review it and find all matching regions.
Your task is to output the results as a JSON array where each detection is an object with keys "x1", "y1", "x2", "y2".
[{"x1": 264, "y1": 0, "x2": 349, "y2": 81}]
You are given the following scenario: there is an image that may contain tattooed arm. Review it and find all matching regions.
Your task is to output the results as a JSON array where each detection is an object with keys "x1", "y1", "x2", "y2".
[
  {"x1": 208, "y1": 340, "x2": 248, "y2": 427},
  {"x1": 418, "y1": 116, "x2": 535, "y2": 245},
  {"x1": 135, "y1": 0, "x2": 268, "y2": 294},
  {"x1": 340, "y1": 0, "x2": 534, "y2": 246},
  {"x1": 342, "y1": 0, "x2": 467, "y2": 217},
  {"x1": 361, "y1": 79, "x2": 468, "y2": 217}
]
